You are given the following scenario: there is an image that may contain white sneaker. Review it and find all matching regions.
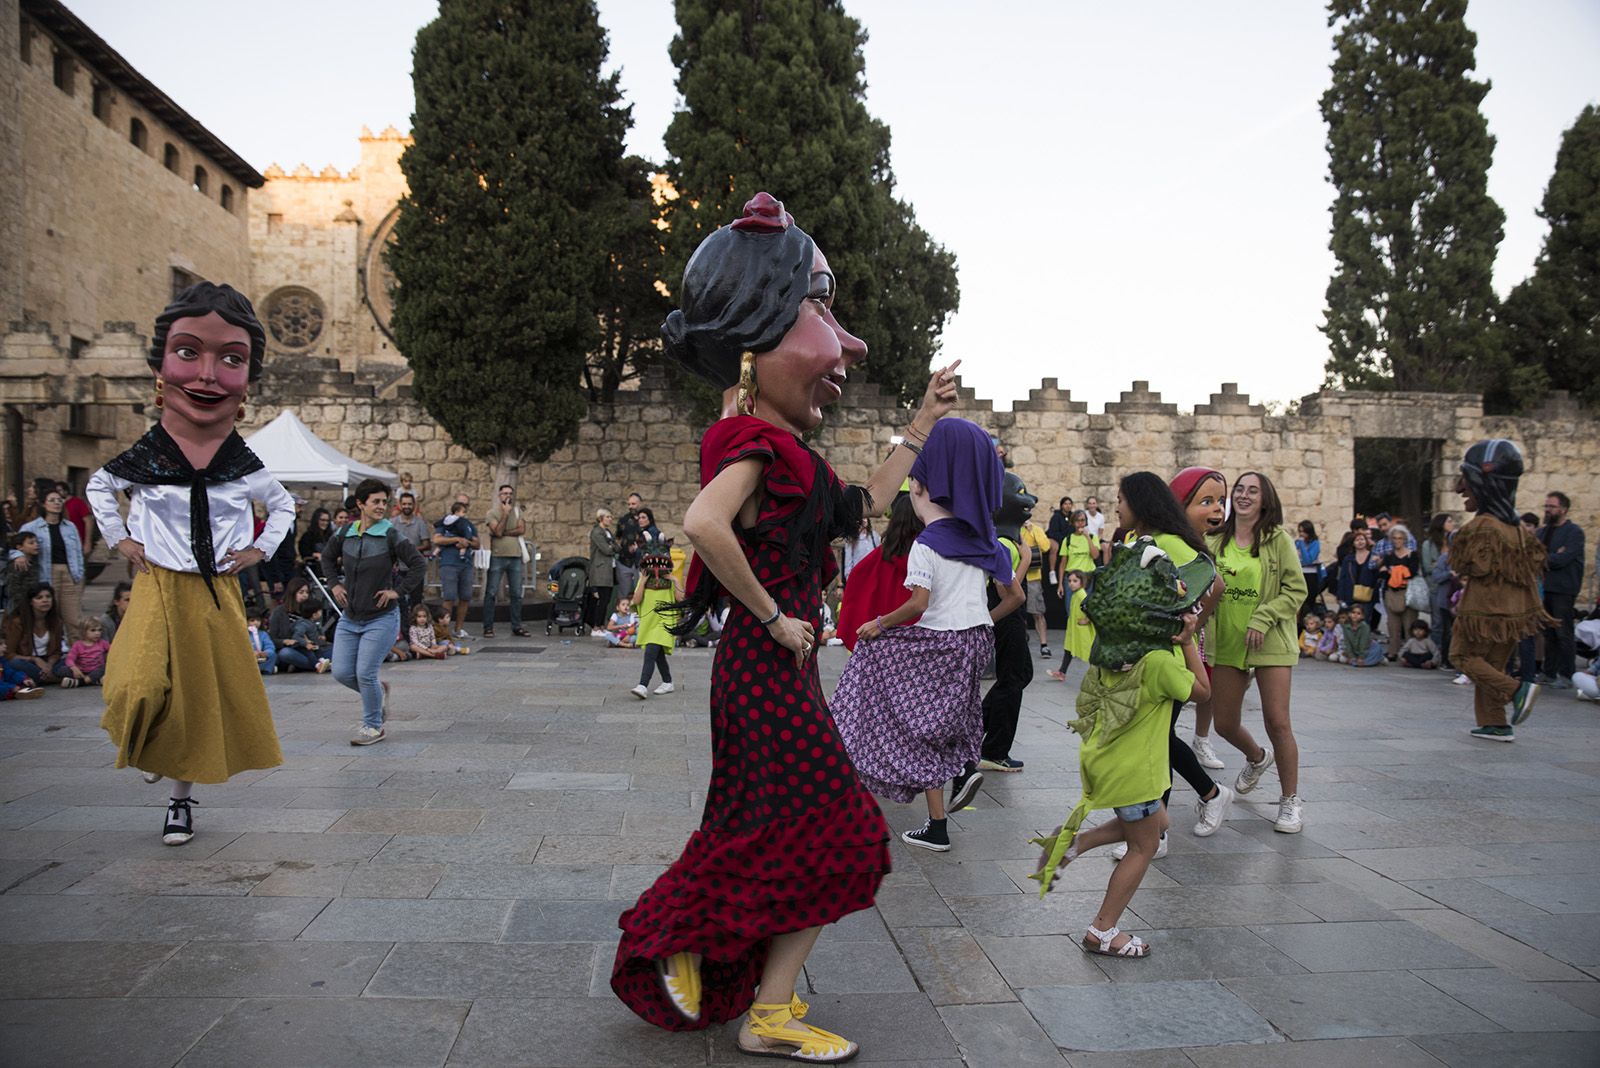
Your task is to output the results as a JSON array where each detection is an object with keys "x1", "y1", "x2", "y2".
[
  {"x1": 652, "y1": 682, "x2": 675, "y2": 695},
  {"x1": 1275, "y1": 794, "x2": 1304, "y2": 833},
  {"x1": 1109, "y1": 832, "x2": 1168, "y2": 861},
  {"x1": 1234, "y1": 745, "x2": 1275, "y2": 795},
  {"x1": 454, "y1": 629, "x2": 469, "y2": 640},
  {"x1": 630, "y1": 684, "x2": 649, "y2": 700},
  {"x1": 1452, "y1": 673, "x2": 1470, "y2": 685},
  {"x1": 1191, "y1": 736, "x2": 1225, "y2": 770},
  {"x1": 1194, "y1": 784, "x2": 1234, "y2": 837}
]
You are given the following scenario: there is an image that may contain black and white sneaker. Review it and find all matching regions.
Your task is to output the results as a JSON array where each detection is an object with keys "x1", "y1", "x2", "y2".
[
  {"x1": 901, "y1": 819, "x2": 951, "y2": 852},
  {"x1": 1040, "y1": 644, "x2": 1052, "y2": 659},
  {"x1": 162, "y1": 797, "x2": 197, "y2": 846},
  {"x1": 978, "y1": 757, "x2": 1024, "y2": 773},
  {"x1": 949, "y1": 766, "x2": 985, "y2": 810}
]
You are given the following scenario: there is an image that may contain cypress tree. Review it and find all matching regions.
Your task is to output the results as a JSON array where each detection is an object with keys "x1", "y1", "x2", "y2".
[
  {"x1": 1492, "y1": 105, "x2": 1600, "y2": 411},
  {"x1": 389, "y1": 0, "x2": 631, "y2": 483},
  {"x1": 1319, "y1": 0, "x2": 1505, "y2": 392},
  {"x1": 662, "y1": 0, "x2": 959, "y2": 404}
]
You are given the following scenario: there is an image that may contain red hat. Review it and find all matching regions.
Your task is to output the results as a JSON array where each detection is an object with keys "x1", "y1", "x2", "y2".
[{"x1": 1169, "y1": 466, "x2": 1225, "y2": 506}]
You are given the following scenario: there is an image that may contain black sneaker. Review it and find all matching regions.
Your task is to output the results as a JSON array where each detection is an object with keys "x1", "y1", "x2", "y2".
[
  {"x1": 901, "y1": 819, "x2": 950, "y2": 852},
  {"x1": 949, "y1": 766, "x2": 984, "y2": 810},
  {"x1": 482, "y1": 628, "x2": 496, "y2": 639},
  {"x1": 162, "y1": 797, "x2": 197, "y2": 846},
  {"x1": 1469, "y1": 725, "x2": 1514, "y2": 743},
  {"x1": 979, "y1": 757, "x2": 1024, "y2": 773},
  {"x1": 1040, "y1": 644, "x2": 1052, "y2": 659}
]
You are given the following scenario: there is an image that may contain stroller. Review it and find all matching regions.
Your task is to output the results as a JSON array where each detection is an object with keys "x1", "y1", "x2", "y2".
[{"x1": 546, "y1": 556, "x2": 589, "y2": 636}]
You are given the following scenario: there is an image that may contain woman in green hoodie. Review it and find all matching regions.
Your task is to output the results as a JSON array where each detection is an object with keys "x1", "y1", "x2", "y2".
[{"x1": 1206, "y1": 471, "x2": 1307, "y2": 834}]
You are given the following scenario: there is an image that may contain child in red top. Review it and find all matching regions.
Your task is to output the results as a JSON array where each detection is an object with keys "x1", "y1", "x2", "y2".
[{"x1": 62, "y1": 618, "x2": 111, "y2": 688}]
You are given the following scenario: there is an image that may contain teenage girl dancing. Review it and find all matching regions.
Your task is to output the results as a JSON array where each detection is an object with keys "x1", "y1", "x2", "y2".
[
  {"x1": 1107, "y1": 473, "x2": 1232, "y2": 856},
  {"x1": 1206, "y1": 472, "x2": 1308, "y2": 833},
  {"x1": 831, "y1": 418, "x2": 1024, "y2": 852}
]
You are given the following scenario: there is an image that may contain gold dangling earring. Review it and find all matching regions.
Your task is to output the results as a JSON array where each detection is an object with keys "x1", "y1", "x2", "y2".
[
  {"x1": 235, "y1": 395, "x2": 248, "y2": 423},
  {"x1": 736, "y1": 351, "x2": 758, "y2": 416},
  {"x1": 154, "y1": 377, "x2": 165, "y2": 409}
]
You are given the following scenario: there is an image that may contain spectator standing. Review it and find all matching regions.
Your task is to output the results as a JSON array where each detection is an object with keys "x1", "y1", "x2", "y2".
[
  {"x1": 261, "y1": 495, "x2": 301, "y2": 601},
  {"x1": 588, "y1": 508, "x2": 617, "y2": 627},
  {"x1": 1538, "y1": 492, "x2": 1585, "y2": 689},
  {"x1": 433, "y1": 501, "x2": 478, "y2": 639},
  {"x1": 482, "y1": 484, "x2": 530, "y2": 638},
  {"x1": 1294, "y1": 521, "x2": 1324, "y2": 630},
  {"x1": 21, "y1": 487, "x2": 86, "y2": 631},
  {"x1": 1044, "y1": 496, "x2": 1074, "y2": 583},
  {"x1": 614, "y1": 493, "x2": 646, "y2": 601},
  {"x1": 1082, "y1": 495, "x2": 1106, "y2": 541},
  {"x1": 1379, "y1": 525, "x2": 1421, "y2": 660},
  {"x1": 840, "y1": 514, "x2": 879, "y2": 586},
  {"x1": 57, "y1": 480, "x2": 95, "y2": 553},
  {"x1": 1020, "y1": 515, "x2": 1052, "y2": 656},
  {"x1": 390, "y1": 492, "x2": 433, "y2": 622}
]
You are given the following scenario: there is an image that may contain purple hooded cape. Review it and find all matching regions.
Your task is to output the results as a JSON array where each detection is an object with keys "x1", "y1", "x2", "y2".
[{"x1": 910, "y1": 418, "x2": 1014, "y2": 586}]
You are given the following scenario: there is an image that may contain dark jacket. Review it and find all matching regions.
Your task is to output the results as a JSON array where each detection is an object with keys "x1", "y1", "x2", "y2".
[
  {"x1": 322, "y1": 520, "x2": 426, "y2": 621},
  {"x1": 1336, "y1": 549, "x2": 1382, "y2": 605},
  {"x1": 1538, "y1": 520, "x2": 1586, "y2": 596},
  {"x1": 588, "y1": 524, "x2": 616, "y2": 586}
]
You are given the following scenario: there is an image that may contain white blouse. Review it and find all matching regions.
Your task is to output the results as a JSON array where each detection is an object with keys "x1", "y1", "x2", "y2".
[
  {"x1": 904, "y1": 542, "x2": 994, "y2": 632},
  {"x1": 86, "y1": 467, "x2": 295, "y2": 575}
]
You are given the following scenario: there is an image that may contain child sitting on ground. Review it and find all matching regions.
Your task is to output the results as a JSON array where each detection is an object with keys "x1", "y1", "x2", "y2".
[
  {"x1": 1315, "y1": 614, "x2": 1347, "y2": 663},
  {"x1": 1341, "y1": 607, "x2": 1385, "y2": 667},
  {"x1": 1299, "y1": 613, "x2": 1323, "y2": 658},
  {"x1": 427, "y1": 604, "x2": 470, "y2": 656},
  {"x1": 409, "y1": 604, "x2": 451, "y2": 659},
  {"x1": 60, "y1": 618, "x2": 111, "y2": 688},
  {"x1": 1398, "y1": 620, "x2": 1440, "y2": 670},
  {"x1": 247, "y1": 610, "x2": 277, "y2": 675},
  {"x1": 289, "y1": 606, "x2": 332, "y2": 673},
  {"x1": 604, "y1": 597, "x2": 639, "y2": 648},
  {"x1": 0, "y1": 638, "x2": 43, "y2": 700},
  {"x1": 1032, "y1": 538, "x2": 1214, "y2": 958}
]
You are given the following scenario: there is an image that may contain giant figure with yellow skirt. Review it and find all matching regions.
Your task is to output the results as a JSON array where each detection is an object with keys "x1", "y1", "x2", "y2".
[{"x1": 87, "y1": 282, "x2": 293, "y2": 845}]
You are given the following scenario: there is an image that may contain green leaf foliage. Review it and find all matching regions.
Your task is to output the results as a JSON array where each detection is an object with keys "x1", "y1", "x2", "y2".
[
  {"x1": 388, "y1": 0, "x2": 631, "y2": 466},
  {"x1": 1491, "y1": 105, "x2": 1600, "y2": 411},
  {"x1": 662, "y1": 0, "x2": 959, "y2": 405},
  {"x1": 1319, "y1": 0, "x2": 1505, "y2": 393},
  {"x1": 588, "y1": 156, "x2": 672, "y2": 401}
]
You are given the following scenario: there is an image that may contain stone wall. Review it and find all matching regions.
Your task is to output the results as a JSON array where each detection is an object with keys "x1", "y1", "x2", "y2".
[
  {"x1": 235, "y1": 367, "x2": 1600, "y2": 602},
  {"x1": 3, "y1": 1, "x2": 253, "y2": 339}
]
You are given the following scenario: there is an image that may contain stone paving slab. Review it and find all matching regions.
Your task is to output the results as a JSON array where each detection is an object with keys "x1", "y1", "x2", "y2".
[{"x1": 3, "y1": 629, "x2": 1599, "y2": 1065}]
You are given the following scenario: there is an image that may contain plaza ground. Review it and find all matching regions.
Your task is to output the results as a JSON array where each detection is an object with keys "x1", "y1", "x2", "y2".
[{"x1": 1, "y1": 624, "x2": 1598, "y2": 1067}]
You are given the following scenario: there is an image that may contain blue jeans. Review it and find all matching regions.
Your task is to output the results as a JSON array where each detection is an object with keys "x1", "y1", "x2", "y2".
[
  {"x1": 276, "y1": 646, "x2": 318, "y2": 672},
  {"x1": 483, "y1": 555, "x2": 524, "y2": 629},
  {"x1": 332, "y1": 608, "x2": 399, "y2": 729},
  {"x1": 255, "y1": 643, "x2": 278, "y2": 675}
]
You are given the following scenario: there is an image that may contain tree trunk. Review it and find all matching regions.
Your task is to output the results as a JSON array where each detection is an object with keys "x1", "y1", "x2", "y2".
[{"x1": 492, "y1": 446, "x2": 522, "y2": 494}]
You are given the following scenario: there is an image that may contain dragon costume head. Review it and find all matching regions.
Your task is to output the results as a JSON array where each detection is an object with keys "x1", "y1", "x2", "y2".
[{"x1": 1082, "y1": 536, "x2": 1216, "y2": 671}]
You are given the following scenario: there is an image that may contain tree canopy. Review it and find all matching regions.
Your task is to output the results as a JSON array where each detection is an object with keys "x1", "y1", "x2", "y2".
[
  {"x1": 1491, "y1": 104, "x2": 1600, "y2": 411},
  {"x1": 662, "y1": 0, "x2": 959, "y2": 404},
  {"x1": 389, "y1": 0, "x2": 631, "y2": 479},
  {"x1": 1319, "y1": 0, "x2": 1505, "y2": 393}
]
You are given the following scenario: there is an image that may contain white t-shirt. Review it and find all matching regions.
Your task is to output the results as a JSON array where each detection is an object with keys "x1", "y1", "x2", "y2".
[
  {"x1": 904, "y1": 542, "x2": 993, "y2": 631},
  {"x1": 1084, "y1": 510, "x2": 1106, "y2": 539}
]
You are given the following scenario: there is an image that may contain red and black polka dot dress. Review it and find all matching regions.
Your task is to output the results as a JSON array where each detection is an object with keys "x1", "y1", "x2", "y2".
[{"x1": 611, "y1": 416, "x2": 891, "y2": 1031}]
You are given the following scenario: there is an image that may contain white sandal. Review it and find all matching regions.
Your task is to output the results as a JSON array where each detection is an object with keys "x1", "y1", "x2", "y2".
[{"x1": 1081, "y1": 924, "x2": 1150, "y2": 958}]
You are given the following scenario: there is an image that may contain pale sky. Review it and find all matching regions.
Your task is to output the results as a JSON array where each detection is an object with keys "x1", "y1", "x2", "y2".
[{"x1": 70, "y1": 0, "x2": 1600, "y2": 411}]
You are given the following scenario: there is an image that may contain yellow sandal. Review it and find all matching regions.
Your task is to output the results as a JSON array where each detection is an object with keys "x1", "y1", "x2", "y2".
[
  {"x1": 740, "y1": 996, "x2": 858, "y2": 1063},
  {"x1": 655, "y1": 951, "x2": 701, "y2": 1022}
]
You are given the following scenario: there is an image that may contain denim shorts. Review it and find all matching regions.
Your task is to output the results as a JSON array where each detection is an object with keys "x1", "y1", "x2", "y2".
[
  {"x1": 439, "y1": 565, "x2": 473, "y2": 602},
  {"x1": 1113, "y1": 798, "x2": 1163, "y2": 822}
]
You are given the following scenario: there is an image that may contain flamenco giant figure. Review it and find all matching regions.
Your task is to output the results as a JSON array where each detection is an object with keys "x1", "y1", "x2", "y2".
[
  {"x1": 87, "y1": 282, "x2": 293, "y2": 845},
  {"x1": 611, "y1": 193, "x2": 960, "y2": 1061}
]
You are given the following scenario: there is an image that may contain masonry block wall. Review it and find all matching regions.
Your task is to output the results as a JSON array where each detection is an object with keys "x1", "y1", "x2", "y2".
[{"x1": 235, "y1": 368, "x2": 1600, "y2": 601}]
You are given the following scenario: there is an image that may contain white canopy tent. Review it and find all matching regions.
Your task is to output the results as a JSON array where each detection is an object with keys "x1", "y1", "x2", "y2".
[{"x1": 245, "y1": 409, "x2": 398, "y2": 488}]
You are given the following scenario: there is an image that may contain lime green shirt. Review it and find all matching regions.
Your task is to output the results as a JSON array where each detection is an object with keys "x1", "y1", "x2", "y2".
[
  {"x1": 1078, "y1": 647, "x2": 1194, "y2": 808},
  {"x1": 1212, "y1": 538, "x2": 1261, "y2": 669},
  {"x1": 1063, "y1": 532, "x2": 1099, "y2": 575}
]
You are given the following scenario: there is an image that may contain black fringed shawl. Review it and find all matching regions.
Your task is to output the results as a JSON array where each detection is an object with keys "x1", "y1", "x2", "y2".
[{"x1": 103, "y1": 423, "x2": 265, "y2": 607}]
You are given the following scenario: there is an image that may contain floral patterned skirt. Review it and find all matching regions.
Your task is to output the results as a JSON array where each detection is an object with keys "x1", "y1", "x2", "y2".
[{"x1": 830, "y1": 624, "x2": 994, "y2": 803}]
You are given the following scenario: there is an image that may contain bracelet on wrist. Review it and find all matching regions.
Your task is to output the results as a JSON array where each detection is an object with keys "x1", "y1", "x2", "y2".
[
  {"x1": 889, "y1": 435, "x2": 922, "y2": 456},
  {"x1": 757, "y1": 604, "x2": 781, "y2": 626},
  {"x1": 905, "y1": 422, "x2": 930, "y2": 441}
]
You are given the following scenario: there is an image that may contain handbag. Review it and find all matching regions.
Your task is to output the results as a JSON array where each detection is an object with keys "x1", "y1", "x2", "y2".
[
  {"x1": 1405, "y1": 575, "x2": 1430, "y2": 612},
  {"x1": 518, "y1": 537, "x2": 531, "y2": 564},
  {"x1": 1352, "y1": 583, "x2": 1374, "y2": 603},
  {"x1": 472, "y1": 547, "x2": 493, "y2": 570}
]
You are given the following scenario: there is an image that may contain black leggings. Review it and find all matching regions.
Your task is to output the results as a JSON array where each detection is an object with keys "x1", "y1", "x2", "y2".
[
  {"x1": 640, "y1": 643, "x2": 672, "y2": 687},
  {"x1": 1163, "y1": 700, "x2": 1216, "y2": 806}
]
